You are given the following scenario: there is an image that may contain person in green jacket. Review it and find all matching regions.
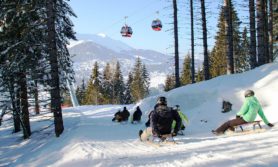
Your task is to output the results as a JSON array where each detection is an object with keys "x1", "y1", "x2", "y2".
[
  {"x1": 212, "y1": 90, "x2": 274, "y2": 135},
  {"x1": 172, "y1": 105, "x2": 189, "y2": 134}
]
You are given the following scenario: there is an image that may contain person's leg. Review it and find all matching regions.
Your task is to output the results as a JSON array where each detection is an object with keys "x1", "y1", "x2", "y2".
[
  {"x1": 215, "y1": 117, "x2": 246, "y2": 134},
  {"x1": 140, "y1": 127, "x2": 153, "y2": 141}
]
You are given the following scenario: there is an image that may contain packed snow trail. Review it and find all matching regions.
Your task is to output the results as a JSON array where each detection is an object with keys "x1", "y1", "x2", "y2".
[{"x1": 0, "y1": 63, "x2": 277, "y2": 167}]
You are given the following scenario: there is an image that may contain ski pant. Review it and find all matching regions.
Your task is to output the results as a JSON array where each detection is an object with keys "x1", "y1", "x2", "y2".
[
  {"x1": 215, "y1": 117, "x2": 247, "y2": 133},
  {"x1": 140, "y1": 127, "x2": 153, "y2": 141}
]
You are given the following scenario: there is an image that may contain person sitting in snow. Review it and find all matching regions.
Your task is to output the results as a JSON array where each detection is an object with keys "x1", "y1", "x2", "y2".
[
  {"x1": 212, "y1": 90, "x2": 274, "y2": 135},
  {"x1": 131, "y1": 106, "x2": 142, "y2": 124},
  {"x1": 172, "y1": 105, "x2": 189, "y2": 135},
  {"x1": 112, "y1": 107, "x2": 130, "y2": 122},
  {"x1": 139, "y1": 97, "x2": 181, "y2": 141}
]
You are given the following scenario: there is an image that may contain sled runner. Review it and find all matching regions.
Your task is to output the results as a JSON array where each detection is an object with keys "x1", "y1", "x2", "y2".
[{"x1": 234, "y1": 120, "x2": 262, "y2": 132}]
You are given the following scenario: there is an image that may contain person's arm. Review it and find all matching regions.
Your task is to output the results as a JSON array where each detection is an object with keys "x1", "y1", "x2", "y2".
[
  {"x1": 173, "y1": 110, "x2": 182, "y2": 134},
  {"x1": 258, "y1": 106, "x2": 270, "y2": 125},
  {"x1": 236, "y1": 100, "x2": 249, "y2": 117},
  {"x1": 179, "y1": 111, "x2": 189, "y2": 124}
]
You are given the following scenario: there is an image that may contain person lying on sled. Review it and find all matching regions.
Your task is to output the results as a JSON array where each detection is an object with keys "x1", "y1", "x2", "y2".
[
  {"x1": 139, "y1": 96, "x2": 181, "y2": 141},
  {"x1": 212, "y1": 90, "x2": 274, "y2": 135}
]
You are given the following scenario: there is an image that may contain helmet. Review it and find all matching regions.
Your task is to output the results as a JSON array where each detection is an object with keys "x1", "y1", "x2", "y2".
[
  {"x1": 244, "y1": 90, "x2": 255, "y2": 97},
  {"x1": 157, "y1": 96, "x2": 167, "y2": 105}
]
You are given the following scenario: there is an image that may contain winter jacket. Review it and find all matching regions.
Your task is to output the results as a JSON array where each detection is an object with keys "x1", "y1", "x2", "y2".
[
  {"x1": 150, "y1": 105, "x2": 181, "y2": 136},
  {"x1": 132, "y1": 107, "x2": 142, "y2": 122},
  {"x1": 236, "y1": 96, "x2": 269, "y2": 125},
  {"x1": 121, "y1": 108, "x2": 130, "y2": 121},
  {"x1": 172, "y1": 110, "x2": 189, "y2": 129}
]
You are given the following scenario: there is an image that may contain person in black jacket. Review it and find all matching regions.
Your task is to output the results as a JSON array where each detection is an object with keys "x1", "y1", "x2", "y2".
[
  {"x1": 131, "y1": 106, "x2": 142, "y2": 124},
  {"x1": 121, "y1": 107, "x2": 130, "y2": 121},
  {"x1": 112, "y1": 107, "x2": 130, "y2": 122},
  {"x1": 139, "y1": 97, "x2": 181, "y2": 141}
]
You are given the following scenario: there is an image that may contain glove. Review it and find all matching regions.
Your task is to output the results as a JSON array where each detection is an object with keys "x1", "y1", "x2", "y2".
[
  {"x1": 268, "y1": 123, "x2": 274, "y2": 127},
  {"x1": 172, "y1": 132, "x2": 177, "y2": 137},
  {"x1": 236, "y1": 115, "x2": 240, "y2": 119}
]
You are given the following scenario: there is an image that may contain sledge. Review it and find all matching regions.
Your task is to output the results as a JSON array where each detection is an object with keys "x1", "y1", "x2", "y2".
[
  {"x1": 225, "y1": 128, "x2": 266, "y2": 136},
  {"x1": 142, "y1": 134, "x2": 176, "y2": 147},
  {"x1": 225, "y1": 121, "x2": 266, "y2": 136},
  {"x1": 235, "y1": 120, "x2": 262, "y2": 132}
]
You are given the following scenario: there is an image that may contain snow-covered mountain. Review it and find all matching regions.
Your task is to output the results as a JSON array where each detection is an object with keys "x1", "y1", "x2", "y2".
[
  {"x1": 1, "y1": 63, "x2": 277, "y2": 167},
  {"x1": 68, "y1": 33, "x2": 202, "y2": 90}
]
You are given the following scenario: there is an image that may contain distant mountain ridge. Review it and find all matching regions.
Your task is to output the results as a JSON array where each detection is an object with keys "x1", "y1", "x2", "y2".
[{"x1": 68, "y1": 33, "x2": 202, "y2": 91}]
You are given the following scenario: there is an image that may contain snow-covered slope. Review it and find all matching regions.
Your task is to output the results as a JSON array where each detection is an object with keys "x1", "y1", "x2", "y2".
[{"x1": 1, "y1": 63, "x2": 277, "y2": 167}]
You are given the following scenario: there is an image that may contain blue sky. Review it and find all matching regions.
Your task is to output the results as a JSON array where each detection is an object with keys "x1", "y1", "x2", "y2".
[{"x1": 68, "y1": 0, "x2": 248, "y2": 60}]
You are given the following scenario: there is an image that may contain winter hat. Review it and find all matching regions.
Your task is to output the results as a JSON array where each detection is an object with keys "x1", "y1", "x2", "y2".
[
  {"x1": 244, "y1": 90, "x2": 255, "y2": 97},
  {"x1": 157, "y1": 96, "x2": 167, "y2": 105}
]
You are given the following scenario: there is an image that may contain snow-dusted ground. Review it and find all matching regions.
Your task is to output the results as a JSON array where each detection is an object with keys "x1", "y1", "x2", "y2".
[{"x1": 0, "y1": 63, "x2": 278, "y2": 167}]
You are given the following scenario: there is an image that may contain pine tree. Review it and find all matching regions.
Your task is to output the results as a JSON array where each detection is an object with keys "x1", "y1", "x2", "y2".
[
  {"x1": 76, "y1": 79, "x2": 86, "y2": 105},
  {"x1": 84, "y1": 62, "x2": 102, "y2": 105},
  {"x1": 236, "y1": 27, "x2": 251, "y2": 73},
  {"x1": 131, "y1": 57, "x2": 144, "y2": 102},
  {"x1": 164, "y1": 74, "x2": 175, "y2": 92},
  {"x1": 130, "y1": 57, "x2": 150, "y2": 102},
  {"x1": 113, "y1": 61, "x2": 125, "y2": 104},
  {"x1": 180, "y1": 54, "x2": 192, "y2": 86},
  {"x1": 142, "y1": 64, "x2": 150, "y2": 97},
  {"x1": 123, "y1": 72, "x2": 133, "y2": 104},
  {"x1": 196, "y1": 67, "x2": 204, "y2": 82},
  {"x1": 210, "y1": 1, "x2": 241, "y2": 78},
  {"x1": 102, "y1": 63, "x2": 113, "y2": 104}
]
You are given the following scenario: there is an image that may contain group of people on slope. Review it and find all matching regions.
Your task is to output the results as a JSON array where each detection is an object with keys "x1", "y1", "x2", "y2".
[
  {"x1": 112, "y1": 89, "x2": 274, "y2": 142},
  {"x1": 112, "y1": 106, "x2": 143, "y2": 124}
]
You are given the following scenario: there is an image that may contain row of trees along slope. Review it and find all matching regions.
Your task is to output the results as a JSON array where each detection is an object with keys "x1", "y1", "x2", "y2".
[
  {"x1": 166, "y1": 0, "x2": 277, "y2": 91},
  {"x1": 75, "y1": 57, "x2": 150, "y2": 105}
]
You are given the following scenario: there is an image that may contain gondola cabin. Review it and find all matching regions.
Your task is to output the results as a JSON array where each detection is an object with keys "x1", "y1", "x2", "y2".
[
  {"x1": 152, "y1": 19, "x2": 162, "y2": 31},
  {"x1": 121, "y1": 25, "x2": 133, "y2": 37}
]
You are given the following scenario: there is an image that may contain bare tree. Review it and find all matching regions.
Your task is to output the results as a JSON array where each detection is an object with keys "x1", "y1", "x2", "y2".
[
  {"x1": 190, "y1": 0, "x2": 195, "y2": 83},
  {"x1": 173, "y1": 0, "x2": 180, "y2": 87},
  {"x1": 249, "y1": 0, "x2": 257, "y2": 68},
  {"x1": 200, "y1": 0, "x2": 210, "y2": 80},
  {"x1": 268, "y1": 0, "x2": 273, "y2": 62},
  {"x1": 224, "y1": 0, "x2": 234, "y2": 74},
  {"x1": 256, "y1": 0, "x2": 267, "y2": 65}
]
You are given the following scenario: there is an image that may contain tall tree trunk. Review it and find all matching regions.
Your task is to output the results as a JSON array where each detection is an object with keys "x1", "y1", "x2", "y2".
[
  {"x1": 269, "y1": 0, "x2": 273, "y2": 62},
  {"x1": 9, "y1": 80, "x2": 21, "y2": 133},
  {"x1": 190, "y1": 0, "x2": 195, "y2": 83},
  {"x1": 264, "y1": 0, "x2": 270, "y2": 62},
  {"x1": 47, "y1": 0, "x2": 64, "y2": 137},
  {"x1": 200, "y1": 0, "x2": 210, "y2": 80},
  {"x1": 224, "y1": 0, "x2": 234, "y2": 74},
  {"x1": 19, "y1": 71, "x2": 31, "y2": 138},
  {"x1": 249, "y1": 0, "x2": 257, "y2": 68},
  {"x1": 34, "y1": 80, "x2": 40, "y2": 115},
  {"x1": 173, "y1": 0, "x2": 180, "y2": 88},
  {"x1": 256, "y1": 0, "x2": 266, "y2": 65}
]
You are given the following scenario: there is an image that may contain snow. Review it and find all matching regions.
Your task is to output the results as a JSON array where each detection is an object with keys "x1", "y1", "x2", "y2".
[
  {"x1": 97, "y1": 33, "x2": 107, "y2": 38},
  {"x1": 1, "y1": 63, "x2": 278, "y2": 167},
  {"x1": 67, "y1": 40, "x2": 85, "y2": 48}
]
